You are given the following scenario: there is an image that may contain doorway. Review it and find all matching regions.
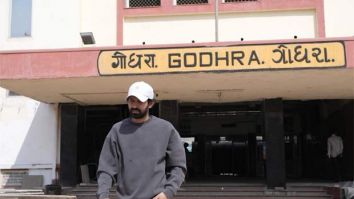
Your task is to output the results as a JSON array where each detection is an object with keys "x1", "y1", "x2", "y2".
[
  {"x1": 60, "y1": 100, "x2": 353, "y2": 185},
  {"x1": 179, "y1": 102, "x2": 264, "y2": 180}
]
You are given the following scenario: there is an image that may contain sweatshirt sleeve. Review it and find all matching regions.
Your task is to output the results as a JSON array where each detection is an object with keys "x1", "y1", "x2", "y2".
[
  {"x1": 96, "y1": 129, "x2": 119, "y2": 199},
  {"x1": 163, "y1": 127, "x2": 187, "y2": 199},
  {"x1": 97, "y1": 172, "x2": 113, "y2": 199}
]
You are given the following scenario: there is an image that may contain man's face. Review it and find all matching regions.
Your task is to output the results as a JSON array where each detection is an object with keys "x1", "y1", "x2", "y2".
[{"x1": 127, "y1": 96, "x2": 152, "y2": 119}]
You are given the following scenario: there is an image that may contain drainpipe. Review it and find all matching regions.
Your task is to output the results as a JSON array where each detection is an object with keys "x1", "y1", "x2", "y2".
[
  {"x1": 215, "y1": 0, "x2": 219, "y2": 42},
  {"x1": 56, "y1": 103, "x2": 61, "y2": 184}
]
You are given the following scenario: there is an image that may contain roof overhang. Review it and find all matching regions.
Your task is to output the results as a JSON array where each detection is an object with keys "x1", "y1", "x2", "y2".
[{"x1": 1, "y1": 37, "x2": 353, "y2": 105}]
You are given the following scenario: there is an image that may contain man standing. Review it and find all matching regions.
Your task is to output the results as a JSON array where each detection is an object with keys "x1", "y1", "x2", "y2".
[
  {"x1": 327, "y1": 133, "x2": 343, "y2": 181},
  {"x1": 96, "y1": 81, "x2": 186, "y2": 199}
]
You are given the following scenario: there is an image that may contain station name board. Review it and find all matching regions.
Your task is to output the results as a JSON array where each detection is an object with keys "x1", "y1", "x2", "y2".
[{"x1": 97, "y1": 42, "x2": 345, "y2": 75}]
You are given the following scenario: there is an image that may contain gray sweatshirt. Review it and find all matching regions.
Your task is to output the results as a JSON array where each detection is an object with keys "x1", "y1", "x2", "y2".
[{"x1": 96, "y1": 116, "x2": 186, "y2": 199}]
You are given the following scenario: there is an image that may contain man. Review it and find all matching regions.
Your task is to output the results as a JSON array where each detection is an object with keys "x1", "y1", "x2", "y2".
[
  {"x1": 327, "y1": 133, "x2": 343, "y2": 181},
  {"x1": 96, "y1": 81, "x2": 186, "y2": 199},
  {"x1": 327, "y1": 133, "x2": 343, "y2": 159}
]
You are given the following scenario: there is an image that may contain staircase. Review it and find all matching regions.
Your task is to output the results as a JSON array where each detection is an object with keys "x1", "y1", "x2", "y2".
[{"x1": 65, "y1": 182, "x2": 336, "y2": 199}]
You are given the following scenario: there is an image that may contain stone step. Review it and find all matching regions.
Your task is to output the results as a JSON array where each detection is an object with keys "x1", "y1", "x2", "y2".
[
  {"x1": 68, "y1": 183, "x2": 334, "y2": 199},
  {"x1": 69, "y1": 190, "x2": 332, "y2": 199},
  {"x1": 174, "y1": 197, "x2": 332, "y2": 199},
  {"x1": 0, "y1": 189, "x2": 45, "y2": 195},
  {"x1": 0, "y1": 195, "x2": 76, "y2": 199},
  {"x1": 69, "y1": 186, "x2": 328, "y2": 193},
  {"x1": 179, "y1": 187, "x2": 326, "y2": 192},
  {"x1": 176, "y1": 191, "x2": 331, "y2": 196},
  {"x1": 72, "y1": 190, "x2": 331, "y2": 196},
  {"x1": 72, "y1": 195, "x2": 332, "y2": 199}
]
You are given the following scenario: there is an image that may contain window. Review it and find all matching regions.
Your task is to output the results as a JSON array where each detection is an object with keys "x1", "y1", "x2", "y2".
[
  {"x1": 10, "y1": 0, "x2": 32, "y2": 37},
  {"x1": 127, "y1": 0, "x2": 160, "y2": 8},
  {"x1": 177, "y1": 0, "x2": 208, "y2": 5}
]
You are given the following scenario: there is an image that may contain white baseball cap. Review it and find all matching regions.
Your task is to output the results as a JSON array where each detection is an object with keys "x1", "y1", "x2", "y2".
[{"x1": 127, "y1": 81, "x2": 154, "y2": 102}]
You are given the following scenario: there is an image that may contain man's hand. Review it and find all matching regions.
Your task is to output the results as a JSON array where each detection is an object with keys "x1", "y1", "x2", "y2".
[{"x1": 153, "y1": 192, "x2": 168, "y2": 199}]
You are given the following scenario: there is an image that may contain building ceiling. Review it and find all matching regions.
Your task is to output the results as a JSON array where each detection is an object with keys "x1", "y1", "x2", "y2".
[{"x1": 1, "y1": 67, "x2": 353, "y2": 105}]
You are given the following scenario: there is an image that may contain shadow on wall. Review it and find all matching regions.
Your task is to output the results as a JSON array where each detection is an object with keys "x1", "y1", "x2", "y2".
[{"x1": 10, "y1": 102, "x2": 58, "y2": 187}]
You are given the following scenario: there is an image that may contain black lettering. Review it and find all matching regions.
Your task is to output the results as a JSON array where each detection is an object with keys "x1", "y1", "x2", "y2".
[
  {"x1": 294, "y1": 45, "x2": 311, "y2": 63},
  {"x1": 200, "y1": 52, "x2": 213, "y2": 67},
  {"x1": 184, "y1": 53, "x2": 197, "y2": 67},
  {"x1": 168, "y1": 53, "x2": 181, "y2": 68},
  {"x1": 128, "y1": 53, "x2": 143, "y2": 69},
  {"x1": 313, "y1": 47, "x2": 331, "y2": 63},
  {"x1": 287, "y1": 48, "x2": 294, "y2": 64},
  {"x1": 312, "y1": 48, "x2": 323, "y2": 63},
  {"x1": 248, "y1": 50, "x2": 261, "y2": 65},
  {"x1": 215, "y1": 52, "x2": 229, "y2": 66},
  {"x1": 272, "y1": 44, "x2": 287, "y2": 64},
  {"x1": 144, "y1": 54, "x2": 156, "y2": 68},
  {"x1": 323, "y1": 48, "x2": 331, "y2": 62},
  {"x1": 111, "y1": 52, "x2": 126, "y2": 69},
  {"x1": 231, "y1": 51, "x2": 244, "y2": 66}
]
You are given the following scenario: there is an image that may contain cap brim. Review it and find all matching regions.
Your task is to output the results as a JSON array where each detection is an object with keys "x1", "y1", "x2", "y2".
[{"x1": 126, "y1": 92, "x2": 148, "y2": 102}]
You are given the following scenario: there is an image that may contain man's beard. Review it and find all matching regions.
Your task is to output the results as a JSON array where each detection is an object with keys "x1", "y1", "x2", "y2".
[{"x1": 129, "y1": 107, "x2": 149, "y2": 119}]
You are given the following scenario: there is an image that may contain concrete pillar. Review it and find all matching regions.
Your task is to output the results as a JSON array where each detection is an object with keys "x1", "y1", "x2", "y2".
[
  {"x1": 59, "y1": 104, "x2": 79, "y2": 186},
  {"x1": 159, "y1": 100, "x2": 179, "y2": 129},
  {"x1": 248, "y1": 133, "x2": 257, "y2": 177},
  {"x1": 264, "y1": 98, "x2": 286, "y2": 188}
]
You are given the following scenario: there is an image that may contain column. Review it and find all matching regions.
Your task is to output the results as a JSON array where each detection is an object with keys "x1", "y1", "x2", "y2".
[
  {"x1": 59, "y1": 104, "x2": 79, "y2": 186},
  {"x1": 264, "y1": 98, "x2": 286, "y2": 188}
]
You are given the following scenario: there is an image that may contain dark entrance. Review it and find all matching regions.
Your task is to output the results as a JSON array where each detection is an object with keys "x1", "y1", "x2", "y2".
[
  {"x1": 59, "y1": 103, "x2": 159, "y2": 185},
  {"x1": 179, "y1": 102, "x2": 264, "y2": 180},
  {"x1": 77, "y1": 105, "x2": 126, "y2": 182},
  {"x1": 59, "y1": 100, "x2": 353, "y2": 185},
  {"x1": 76, "y1": 104, "x2": 159, "y2": 183},
  {"x1": 283, "y1": 100, "x2": 353, "y2": 181},
  {"x1": 178, "y1": 100, "x2": 353, "y2": 182}
]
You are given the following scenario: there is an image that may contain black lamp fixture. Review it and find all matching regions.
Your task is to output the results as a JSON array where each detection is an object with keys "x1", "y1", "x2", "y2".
[{"x1": 80, "y1": 32, "x2": 95, "y2": 45}]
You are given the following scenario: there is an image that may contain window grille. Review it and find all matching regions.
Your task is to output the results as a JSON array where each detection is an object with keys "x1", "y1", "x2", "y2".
[
  {"x1": 224, "y1": 0, "x2": 257, "y2": 2},
  {"x1": 128, "y1": 0, "x2": 160, "y2": 8},
  {"x1": 177, "y1": 0, "x2": 208, "y2": 5}
]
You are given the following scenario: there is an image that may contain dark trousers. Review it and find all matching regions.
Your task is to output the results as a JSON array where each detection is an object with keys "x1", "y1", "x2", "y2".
[{"x1": 330, "y1": 156, "x2": 342, "y2": 182}]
